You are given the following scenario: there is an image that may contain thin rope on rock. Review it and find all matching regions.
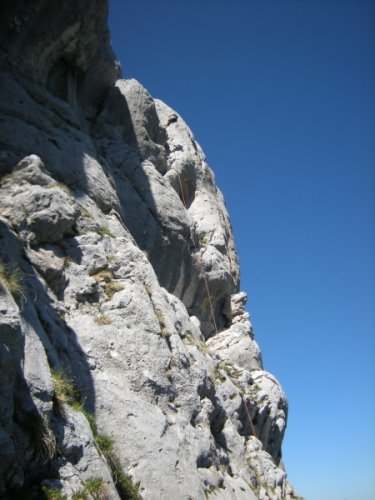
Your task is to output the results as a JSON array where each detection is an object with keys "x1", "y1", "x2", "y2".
[
  {"x1": 241, "y1": 393, "x2": 267, "y2": 494},
  {"x1": 176, "y1": 170, "x2": 218, "y2": 335},
  {"x1": 241, "y1": 394, "x2": 258, "y2": 438},
  {"x1": 176, "y1": 166, "x2": 267, "y2": 494}
]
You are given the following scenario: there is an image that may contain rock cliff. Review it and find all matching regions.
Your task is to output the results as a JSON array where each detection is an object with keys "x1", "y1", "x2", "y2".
[{"x1": 0, "y1": 1, "x2": 298, "y2": 499}]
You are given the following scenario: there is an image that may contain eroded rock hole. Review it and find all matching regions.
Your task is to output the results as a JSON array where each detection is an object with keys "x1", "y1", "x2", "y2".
[
  {"x1": 47, "y1": 59, "x2": 70, "y2": 101},
  {"x1": 178, "y1": 176, "x2": 196, "y2": 209}
]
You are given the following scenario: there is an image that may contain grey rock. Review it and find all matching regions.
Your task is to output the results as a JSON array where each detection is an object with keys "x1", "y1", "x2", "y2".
[
  {"x1": 22, "y1": 319, "x2": 54, "y2": 418},
  {"x1": 0, "y1": 156, "x2": 79, "y2": 244},
  {"x1": 224, "y1": 291, "x2": 250, "y2": 325},
  {"x1": 0, "y1": 0, "x2": 121, "y2": 120},
  {"x1": 27, "y1": 244, "x2": 67, "y2": 296},
  {"x1": 0, "y1": 1, "x2": 299, "y2": 498},
  {"x1": 155, "y1": 99, "x2": 240, "y2": 337},
  {"x1": 246, "y1": 370, "x2": 289, "y2": 465},
  {"x1": 13, "y1": 155, "x2": 53, "y2": 186},
  {"x1": 0, "y1": 428, "x2": 16, "y2": 493},
  {"x1": 207, "y1": 320, "x2": 262, "y2": 372},
  {"x1": 0, "y1": 283, "x2": 23, "y2": 494},
  {"x1": 53, "y1": 407, "x2": 119, "y2": 499},
  {"x1": 95, "y1": 79, "x2": 168, "y2": 173}
]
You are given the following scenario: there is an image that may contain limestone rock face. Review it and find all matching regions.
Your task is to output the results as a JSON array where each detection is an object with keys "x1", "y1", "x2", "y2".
[{"x1": 0, "y1": 2, "x2": 298, "y2": 499}]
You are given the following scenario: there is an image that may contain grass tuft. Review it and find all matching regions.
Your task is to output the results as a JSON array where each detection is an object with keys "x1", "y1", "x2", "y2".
[
  {"x1": 52, "y1": 370, "x2": 80, "y2": 407},
  {"x1": 116, "y1": 472, "x2": 141, "y2": 500},
  {"x1": 103, "y1": 281, "x2": 124, "y2": 299},
  {"x1": 91, "y1": 270, "x2": 125, "y2": 298},
  {"x1": 0, "y1": 172, "x2": 13, "y2": 186},
  {"x1": 96, "y1": 433, "x2": 115, "y2": 452},
  {"x1": 94, "y1": 314, "x2": 112, "y2": 325},
  {"x1": 107, "y1": 255, "x2": 118, "y2": 263},
  {"x1": 72, "y1": 477, "x2": 108, "y2": 500},
  {"x1": 69, "y1": 402, "x2": 98, "y2": 436},
  {"x1": 0, "y1": 259, "x2": 26, "y2": 301},
  {"x1": 84, "y1": 477, "x2": 108, "y2": 499},
  {"x1": 49, "y1": 374, "x2": 139, "y2": 500},
  {"x1": 199, "y1": 232, "x2": 207, "y2": 247},
  {"x1": 48, "y1": 182, "x2": 71, "y2": 196},
  {"x1": 155, "y1": 309, "x2": 169, "y2": 338},
  {"x1": 41, "y1": 486, "x2": 67, "y2": 500},
  {"x1": 50, "y1": 371, "x2": 141, "y2": 498},
  {"x1": 84, "y1": 411, "x2": 98, "y2": 436},
  {"x1": 92, "y1": 270, "x2": 113, "y2": 283},
  {"x1": 98, "y1": 226, "x2": 115, "y2": 239},
  {"x1": 204, "y1": 485, "x2": 217, "y2": 498},
  {"x1": 40, "y1": 421, "x2": 57, "y2": 462},
  {"x1": 96, "y1": 434, "x2": 141, "y2": 499},
  {"x1": 80, "y1": 208, "x2": 92, "y2": 219}
]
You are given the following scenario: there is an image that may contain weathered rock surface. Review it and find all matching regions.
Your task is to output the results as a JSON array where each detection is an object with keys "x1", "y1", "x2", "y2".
[{"x1": 0, "y1": 1, "x2": 299, "y2": 499}]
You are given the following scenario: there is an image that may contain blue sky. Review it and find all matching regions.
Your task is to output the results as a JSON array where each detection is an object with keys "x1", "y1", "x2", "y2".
[{"x1": 109, "y1": 1, "x2": 375, "y2": 499}]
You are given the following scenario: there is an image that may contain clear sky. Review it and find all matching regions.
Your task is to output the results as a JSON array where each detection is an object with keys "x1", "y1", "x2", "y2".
[{"x1": 108, "y1": 1, "x2": 375, "y2": 499}]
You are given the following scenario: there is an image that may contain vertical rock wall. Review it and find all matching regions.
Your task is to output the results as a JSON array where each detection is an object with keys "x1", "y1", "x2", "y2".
[{"x1": 0, "y1": 1, "x2": 299, "y2": 499}]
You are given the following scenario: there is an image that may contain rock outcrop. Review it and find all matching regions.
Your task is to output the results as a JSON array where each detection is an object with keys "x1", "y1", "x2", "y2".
[{"x1": 0, "y1": 1, "x2": 299, "y2": 499}]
